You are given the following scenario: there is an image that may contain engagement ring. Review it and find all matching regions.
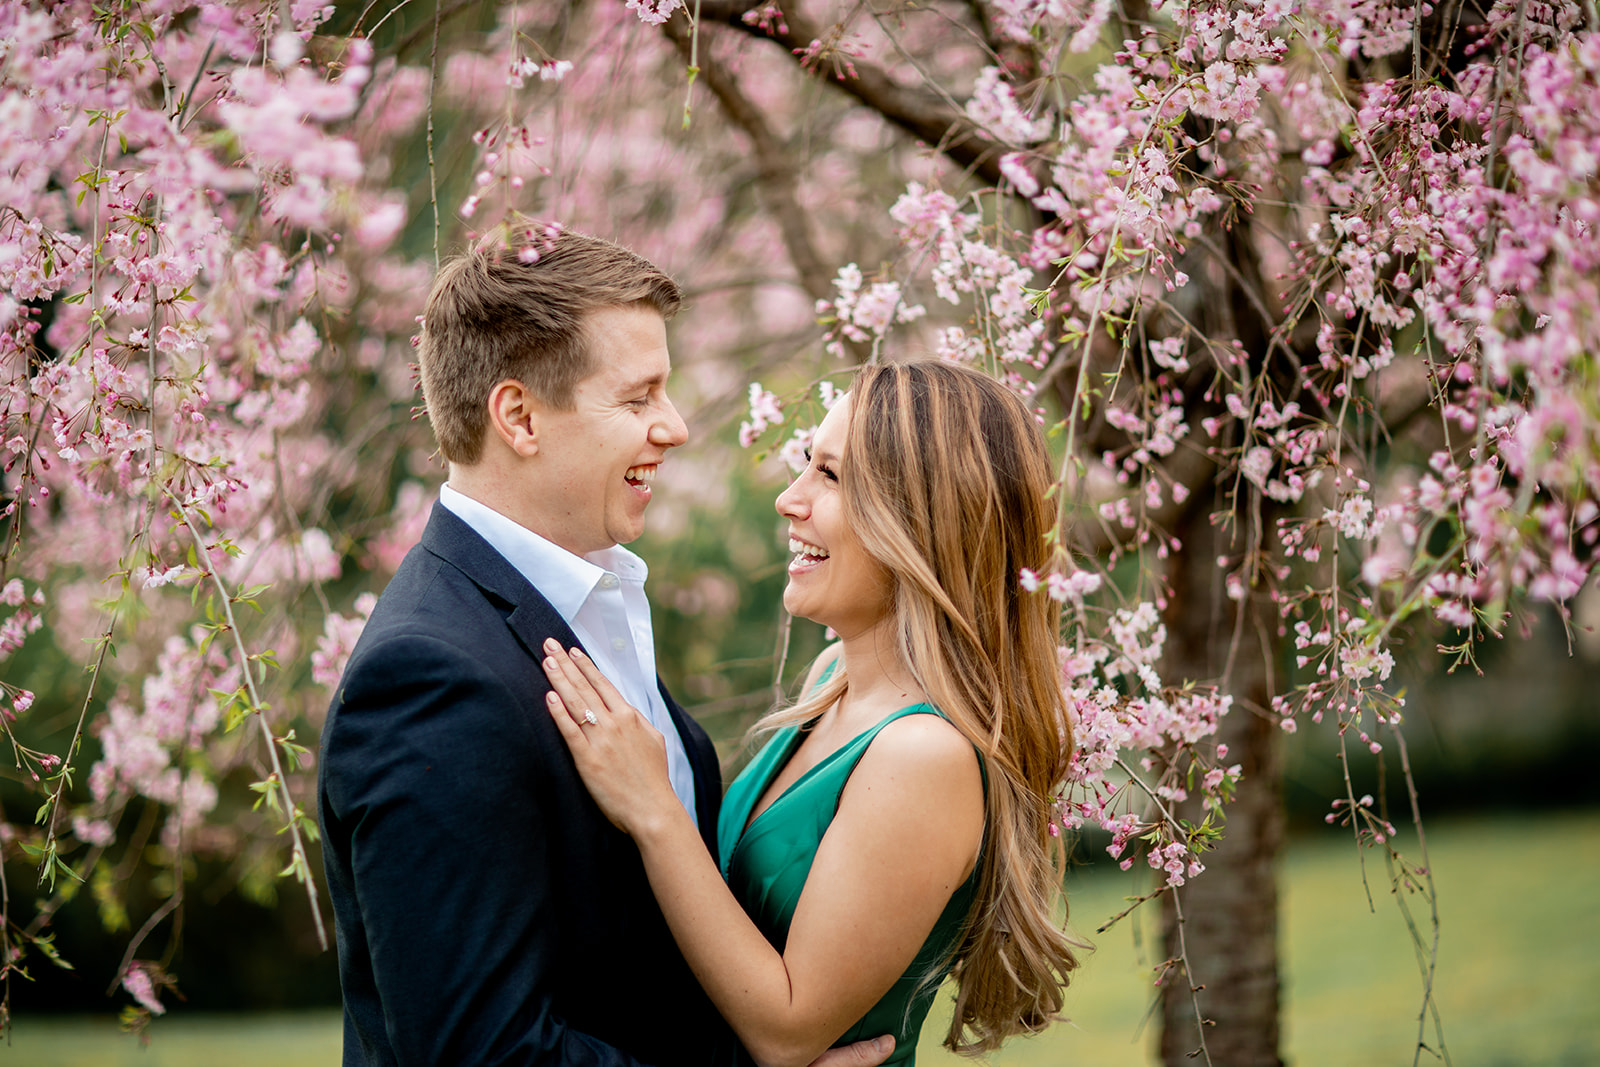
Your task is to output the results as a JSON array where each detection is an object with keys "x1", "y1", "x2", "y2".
[{"x1": 581, "y1": 709, "x2": 598, "y2": 726}]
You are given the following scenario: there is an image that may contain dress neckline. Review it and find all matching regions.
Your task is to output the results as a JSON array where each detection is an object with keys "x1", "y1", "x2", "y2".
[{"x1": 740, "y1": 702, "x2": 937, "y2": 836}]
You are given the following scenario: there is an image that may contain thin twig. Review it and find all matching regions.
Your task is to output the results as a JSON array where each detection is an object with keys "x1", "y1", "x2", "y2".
[
  {"x1": 1391, "y1": 725, "x2": 1452, "y2": 1067},
  {"x1": 170, "y1": 500, "x2": 328, "y2": 950},
  {"x1": 1168, "y1": 887, "x2": 1214, "y2": 1066},
  {"x1": 426, "y1": 0, "x2": 441, "y2": 269}
]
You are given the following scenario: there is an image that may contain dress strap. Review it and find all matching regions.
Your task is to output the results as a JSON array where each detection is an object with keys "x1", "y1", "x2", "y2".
[{"x1": 813, "y1": 654, "x2": 841, "y2": 691}]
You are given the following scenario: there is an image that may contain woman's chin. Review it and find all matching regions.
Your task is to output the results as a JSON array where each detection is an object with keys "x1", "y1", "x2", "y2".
[{"x1": 782, "y1": 589, "x2": 822, "y2": 626}]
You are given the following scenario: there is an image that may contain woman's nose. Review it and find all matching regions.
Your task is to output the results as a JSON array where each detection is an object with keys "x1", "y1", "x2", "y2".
[{"x1": 775, "y1": 477, "x2": 808, "y2": 518}]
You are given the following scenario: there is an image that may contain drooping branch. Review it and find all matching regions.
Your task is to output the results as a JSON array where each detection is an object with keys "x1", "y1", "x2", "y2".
[
  {"x1": 687, "y1": 1, "x2": 1005, "y2": 185},
  {"x1": 662, "y1": 17, "x2": 835, "y2": 305}
]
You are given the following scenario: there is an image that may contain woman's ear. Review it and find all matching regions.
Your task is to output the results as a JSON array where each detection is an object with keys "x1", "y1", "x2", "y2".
[{"x1": 486, "y1": 378, "x2": 540, "y2": 457}]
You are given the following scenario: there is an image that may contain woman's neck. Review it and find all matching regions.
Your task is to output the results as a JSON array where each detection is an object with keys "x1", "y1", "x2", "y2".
[{"x1": 833, "y1": 616, "x2": 925, "y2": 726}]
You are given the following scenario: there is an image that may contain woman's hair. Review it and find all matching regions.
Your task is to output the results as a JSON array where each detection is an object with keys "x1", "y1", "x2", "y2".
[{"x1": 755, "y1": 360, "x2": 1081, "y2": 1052}]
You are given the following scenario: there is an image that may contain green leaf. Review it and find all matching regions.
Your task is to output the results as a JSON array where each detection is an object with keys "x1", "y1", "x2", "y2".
[
  {"x1": 54, "y1": 854, "x2": 85, "y2": 884},
  {"x1": 279, "y1": 737, "x2": 311, "y2": 770},
  {"x1": 223, "y1": 691, "x2": 250, "y2": 732},
  {"x1": 32, "y1": 932, "x2": 75, "y2": 971}
]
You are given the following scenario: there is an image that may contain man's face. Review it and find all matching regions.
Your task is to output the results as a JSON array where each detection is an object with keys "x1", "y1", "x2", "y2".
[{"x1": 533, "y1": 304, "x2": 688, "y2": 556}]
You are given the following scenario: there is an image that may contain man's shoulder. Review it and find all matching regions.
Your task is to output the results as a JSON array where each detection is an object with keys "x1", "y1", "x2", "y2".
[
  {"x1": 323, "y1": 567, "x2": 539, "y2": 759},
  {"x1": 345, "y1": 547, "x2": 565, "y2": 680}
]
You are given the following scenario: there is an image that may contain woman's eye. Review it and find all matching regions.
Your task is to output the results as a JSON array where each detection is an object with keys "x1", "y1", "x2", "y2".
[{"x1": 801, "y1": 449, "x2": 836, "y2": 482}]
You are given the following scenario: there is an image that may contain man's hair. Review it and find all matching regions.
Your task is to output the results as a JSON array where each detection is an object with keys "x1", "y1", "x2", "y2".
[{"x1": 417, "y1": 223, "x2": 682, "y2": 463}]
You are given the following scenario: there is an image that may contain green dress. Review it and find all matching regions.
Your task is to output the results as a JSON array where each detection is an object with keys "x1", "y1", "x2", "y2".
[{"x1": 717, "y1": 699, "x2": 982, "y2": 1067}]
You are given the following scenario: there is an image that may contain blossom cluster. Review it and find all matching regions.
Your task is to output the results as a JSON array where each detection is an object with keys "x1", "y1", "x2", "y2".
[
  {"x1": 815, "y1": 262, "x2": 926, "y2": 357},
  {"x1": 881, "y1": 184, "x2": 1049, "y2": 375},
  {"x1": 1, "y1": 0, "x2": 435, "y2": 1021},
  {"x1": 1052, "y1": 601, "x2": 1240, "y2": 888}
]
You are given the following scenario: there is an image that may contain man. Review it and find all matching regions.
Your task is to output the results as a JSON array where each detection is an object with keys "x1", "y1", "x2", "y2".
[{"x1": 318, "y1": 226, "x2": 893, "y2": 1066}]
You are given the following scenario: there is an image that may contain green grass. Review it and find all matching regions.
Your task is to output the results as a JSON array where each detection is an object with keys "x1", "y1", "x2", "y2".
[
  {"x1": 9, "y1": 811, "x2": 1598, "y2": 1066},
  {"x1": 917, "y1": 809, "x2": 1600, "y2": 1067},
  {"x1": 3, "y1": 1013, "x2": 344, "y2": 1066}
]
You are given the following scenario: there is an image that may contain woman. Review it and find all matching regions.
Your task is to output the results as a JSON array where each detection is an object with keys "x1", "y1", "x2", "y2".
[{"x1": 541, "y1": 361, "x2": 1080, "y2": 1067}]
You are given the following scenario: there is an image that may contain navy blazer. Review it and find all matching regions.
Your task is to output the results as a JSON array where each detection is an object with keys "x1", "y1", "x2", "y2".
[{"x1": 319, "y1": 503, "x2": 734, "y2": 1066}]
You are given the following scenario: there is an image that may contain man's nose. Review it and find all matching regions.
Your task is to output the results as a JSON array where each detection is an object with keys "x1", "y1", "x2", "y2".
[{"x1": 652, "y1": 395, "x2": 689, "y2": 447}]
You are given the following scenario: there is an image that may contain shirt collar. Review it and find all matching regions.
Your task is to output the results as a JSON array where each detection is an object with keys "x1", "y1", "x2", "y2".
[{"x1": 438, "y1": 484, "x2": 649, "y2": 619}]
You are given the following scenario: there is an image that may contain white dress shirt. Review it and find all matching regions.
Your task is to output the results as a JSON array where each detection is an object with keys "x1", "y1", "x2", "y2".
[{"x1": 439, "y1": 484, "x2": 697, "y2": 820}]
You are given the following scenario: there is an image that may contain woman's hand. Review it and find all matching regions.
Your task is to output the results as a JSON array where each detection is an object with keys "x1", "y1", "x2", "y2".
[{"x1": 540, "y1": 638, "x2": 678, "y2": 837}]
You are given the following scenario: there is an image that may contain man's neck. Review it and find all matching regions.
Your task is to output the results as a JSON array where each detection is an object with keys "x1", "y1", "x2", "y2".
[{"x1": 447, "y1": 465, "x2": 575, "y2": 554}]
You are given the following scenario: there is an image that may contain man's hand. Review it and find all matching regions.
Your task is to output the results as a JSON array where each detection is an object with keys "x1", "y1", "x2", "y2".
[{"x1": 808, "y1": 1036, "x2": 895, "y2": 1067}]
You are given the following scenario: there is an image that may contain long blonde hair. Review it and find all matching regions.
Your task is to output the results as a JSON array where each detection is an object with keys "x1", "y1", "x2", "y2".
[{"x1": 755, "y1": 360, "x2": 1081, "y2": 1052}]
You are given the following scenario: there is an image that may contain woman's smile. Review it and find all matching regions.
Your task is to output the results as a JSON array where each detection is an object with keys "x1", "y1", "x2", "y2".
[{"x1": 787, "y1": 536, "x2": 831, "y2": 574}]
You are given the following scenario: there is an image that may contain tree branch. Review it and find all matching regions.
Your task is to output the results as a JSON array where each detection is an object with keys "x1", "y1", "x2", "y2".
[
  {"x1": 966, "y1": 0, "x2": 1040, "y2": 81},
  {"x1": 687, "y1": 2, "x2": 1004, "y2": 185},
  {"x1": 662, "y1": 16, "x2": 835, "y2": 304}
]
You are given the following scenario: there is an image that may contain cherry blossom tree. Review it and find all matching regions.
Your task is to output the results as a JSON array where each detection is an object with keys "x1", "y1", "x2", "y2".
[
  {"x1": 0, "y1": 0, "x2": 434, "y2": 1031},
  {"x1": 621, "y1": 5, "x2": 1597, "y2": 1063},
  {"x1": 2, "y1": 2, "x2": 1596, "y2": 1064}
]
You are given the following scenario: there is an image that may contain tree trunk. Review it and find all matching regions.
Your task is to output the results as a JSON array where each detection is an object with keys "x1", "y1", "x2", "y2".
[{"x1": 1158, "y1": 494, "x2": 1286, "y2": 1067}]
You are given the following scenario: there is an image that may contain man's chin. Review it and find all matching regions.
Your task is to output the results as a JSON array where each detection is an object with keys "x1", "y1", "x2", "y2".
[{"x1": 607, "y1": 519, "x2": 647, "y2": 546}]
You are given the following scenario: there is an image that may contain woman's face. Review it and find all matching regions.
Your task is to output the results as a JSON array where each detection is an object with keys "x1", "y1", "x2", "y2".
[{"x1": 775, "y1": 395, "x2": 894, "y2": 639}]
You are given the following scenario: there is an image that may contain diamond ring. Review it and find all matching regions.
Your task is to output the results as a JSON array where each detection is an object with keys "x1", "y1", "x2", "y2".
[{"x1": 581, "y1": 709, "x2": 598, "y2": 726}]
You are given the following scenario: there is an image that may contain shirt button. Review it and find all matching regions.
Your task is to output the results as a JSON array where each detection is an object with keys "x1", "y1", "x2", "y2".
[
  {"x1": 612, "y1": 637, "x2": 627, "y2": 651},
  {"x1": 599, "y1": 574, "x2": 618, "y2": 589}
]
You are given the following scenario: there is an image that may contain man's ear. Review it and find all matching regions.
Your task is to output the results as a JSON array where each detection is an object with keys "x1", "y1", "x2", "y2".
[{"x1": 486, "y1": 378, "x2": 541, "y2": 457}]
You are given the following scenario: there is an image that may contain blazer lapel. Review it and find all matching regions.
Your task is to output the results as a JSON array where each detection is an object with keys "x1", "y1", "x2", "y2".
[
  {"x1": 423, "y1": 502, "x2": 723, "y2": 854},
  {"x1": 658, "y1": 681, "x2": 723, "y2": 857},
  {"x1": 420, "y1": 502, "x2": 585, "y2": 662}
]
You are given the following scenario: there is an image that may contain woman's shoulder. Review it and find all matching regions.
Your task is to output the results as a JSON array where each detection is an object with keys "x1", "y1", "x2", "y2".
[
  {"x1": 836, "y1": 706, "x2": 985, "y2": 871},
  {"x1": 857, "y1": 706, "x2": 981, "y2": 785}
]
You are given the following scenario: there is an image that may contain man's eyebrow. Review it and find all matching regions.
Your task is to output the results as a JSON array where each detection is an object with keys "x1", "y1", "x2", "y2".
[{"x1": 615, "y1": 371, "x2": 667, "y2": 394}]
